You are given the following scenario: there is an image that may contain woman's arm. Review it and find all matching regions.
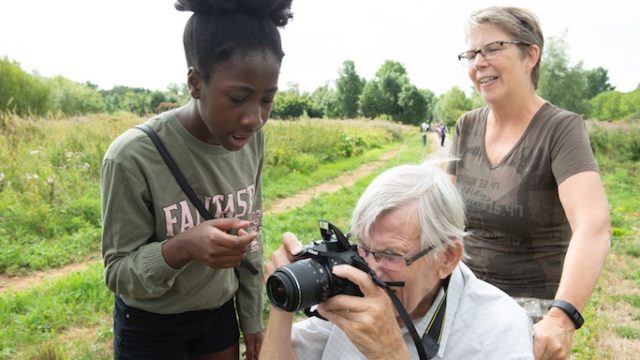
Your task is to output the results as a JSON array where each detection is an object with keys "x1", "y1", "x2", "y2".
[
  {"x1": 533, "y1": 170, "x2": 611, "y2": 359},
  {"x1": 556, "y1": 170, "x2": 610, "y2": 318}
]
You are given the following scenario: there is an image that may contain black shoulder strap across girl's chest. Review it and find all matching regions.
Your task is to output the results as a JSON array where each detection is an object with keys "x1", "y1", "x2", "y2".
[
  {"x1": 136, "y1": 124, "x2": 258, "y2": 275},
  {"x1": 136, "y1": 124, "x2": 211, "y2": 220}
]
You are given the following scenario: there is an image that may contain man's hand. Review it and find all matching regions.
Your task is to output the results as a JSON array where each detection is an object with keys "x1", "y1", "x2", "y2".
[
  {"x1": 533, "y1": 310, "x2": 575, "y2": 360},
  {"x1": 263, "y1": 232, "x2": 302, "y2": 283},
  {"x1": 243, "y1": 331, "x2": 263, "y2": 360},
  {"x1": 317, "y1": 265, "x2": 410, "y2": 360}
]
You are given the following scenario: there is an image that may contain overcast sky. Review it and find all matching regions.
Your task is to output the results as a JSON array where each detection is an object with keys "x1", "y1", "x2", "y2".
[{"x1": 1, "y1": 0, "x2": 638, "y2": 96}]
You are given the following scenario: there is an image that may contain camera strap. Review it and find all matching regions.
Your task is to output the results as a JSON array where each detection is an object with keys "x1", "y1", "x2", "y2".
[
  {"x1": 421, "y1": 275, "x2": 450, "y2": 359},
  {"x1": 350, "y1": 255, "x2": 448, "y2": 360},
  {"x1": 380, "y1": 274, "x2": 449, "y2": 360},
  {"x1": 305, "y1": 251, "x2": 450, "y2": 359},
  {"x1": 136, "y1": 124, "x2": 258, "y2": 275}
]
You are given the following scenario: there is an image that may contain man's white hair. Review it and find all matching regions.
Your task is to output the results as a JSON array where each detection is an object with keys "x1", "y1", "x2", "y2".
[{"x1": 350, "y1": 159, "x2": 467, "y2": 257}]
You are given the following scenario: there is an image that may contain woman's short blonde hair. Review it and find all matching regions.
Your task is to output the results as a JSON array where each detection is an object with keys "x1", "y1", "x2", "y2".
[{"x1": 466, "y1": 6, "x2": 544, "y2": 89}]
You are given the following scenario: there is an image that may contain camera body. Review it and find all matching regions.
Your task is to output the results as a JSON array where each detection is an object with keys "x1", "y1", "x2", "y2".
[{"x1": 266, "y1": 220, "x2": 365, "y2": 312}]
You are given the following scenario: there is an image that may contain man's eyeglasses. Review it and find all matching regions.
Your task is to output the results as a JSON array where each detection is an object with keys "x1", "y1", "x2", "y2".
[
  {"x1": 457, "y1": 40, "x2": 530, "y2": 66},
  {"x1": 356, "y1": 243, "x2": 436, "y2": 271}
]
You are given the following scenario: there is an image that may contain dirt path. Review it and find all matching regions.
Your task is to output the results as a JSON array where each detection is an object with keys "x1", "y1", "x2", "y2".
[
  {"x1": 0, "y1": 256, "x2": 98, "y2": 294},
  {"x1": 266, "y1": 147, "x2": 403, "y2": 214},
  {"x1": 0, "y1": 146, "x2": 407, "y2": 295}
]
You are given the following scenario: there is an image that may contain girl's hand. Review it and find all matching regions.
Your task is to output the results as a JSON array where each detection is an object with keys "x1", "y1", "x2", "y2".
[{"x1": 162, "y1": 218, "x2": 257, "y2": 269}]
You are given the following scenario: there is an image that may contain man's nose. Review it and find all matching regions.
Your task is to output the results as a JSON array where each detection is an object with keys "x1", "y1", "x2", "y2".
[{"x1": 366, "y1": 257, "x2": 386, "y2": 278}]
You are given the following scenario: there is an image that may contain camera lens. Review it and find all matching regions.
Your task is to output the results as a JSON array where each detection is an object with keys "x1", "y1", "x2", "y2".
[{"x1": 267, "y1": 259, "x2": 332, "y2": 312}]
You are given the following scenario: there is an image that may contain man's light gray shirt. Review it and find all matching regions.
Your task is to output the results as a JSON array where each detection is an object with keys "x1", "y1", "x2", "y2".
[{"x1": 290, "y1": 262, "x2": 534, "y2": 360}]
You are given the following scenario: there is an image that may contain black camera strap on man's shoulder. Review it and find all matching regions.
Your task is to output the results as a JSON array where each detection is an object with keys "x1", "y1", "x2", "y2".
[
  {"x1": 421, "y1": 275, "x2": 450, "y2": 359},
  {"x1": 136, "y1": 124, "x2": 258, "y2": 275}
]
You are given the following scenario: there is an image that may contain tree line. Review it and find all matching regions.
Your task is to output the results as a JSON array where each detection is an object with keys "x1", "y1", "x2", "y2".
[
  {"x1": 0, "y1": 57, "x2": 190, "y2": 117},
  {"x1": 1, "y1": 35, "x2": 638, "y2": 124},
  {"x1": 271, "y1": 36, "x2": 638, "y2": 125}
]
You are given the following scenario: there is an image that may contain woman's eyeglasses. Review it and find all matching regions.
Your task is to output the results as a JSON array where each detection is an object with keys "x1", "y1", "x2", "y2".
[{"x1": 457, "y1": 40, "x2": 530, "y2": 66}]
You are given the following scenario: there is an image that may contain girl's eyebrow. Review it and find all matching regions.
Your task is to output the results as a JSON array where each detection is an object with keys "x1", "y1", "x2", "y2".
[{"x1": 225, "y1": 83, "x2": 279, "y2": 93}]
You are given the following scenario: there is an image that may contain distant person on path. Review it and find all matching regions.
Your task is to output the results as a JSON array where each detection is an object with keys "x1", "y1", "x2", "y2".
[
  {"x1": 100, "y1": 1, "x2": 293, "y2": 359},
  {"x1": 439, "y1": 123, "x2": 447, "y2": 147},
  {"x1": 260, "y1": 161, "x2": 534, "y2": 360},
  {"x1": 420, "y1": 122, "x2": 429, "y2": 146},
  {"x1": 447, "y1": 6, "x2": 610, "y2": 360}
]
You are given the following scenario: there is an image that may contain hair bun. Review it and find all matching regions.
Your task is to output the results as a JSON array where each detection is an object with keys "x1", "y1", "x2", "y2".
[
  {"x1": 175, "y1": 0, "x2": 293, "y2": 27},
  {"x1": 174, "y1": 0, "x2": 213, "y2": 13}
]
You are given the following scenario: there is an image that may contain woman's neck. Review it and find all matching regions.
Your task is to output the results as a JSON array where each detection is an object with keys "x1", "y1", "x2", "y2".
[{"x1": 489, "y1": 91, "x2": 545, "y2": 128}]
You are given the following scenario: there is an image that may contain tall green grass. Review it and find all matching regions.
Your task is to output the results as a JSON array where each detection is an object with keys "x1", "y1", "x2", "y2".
[
  {"x1": 0, "y1": 113, "x2": 139, "y2": 274},
  {"x1": 589, "y1": 124, "x2": 640, "y2": 163},
  {"x1": 570, "y1": 124, "x2": 640, "y2": 359}
]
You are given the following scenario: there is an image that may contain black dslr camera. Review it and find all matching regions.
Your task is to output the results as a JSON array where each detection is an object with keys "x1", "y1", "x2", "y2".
[{"x1": 266, "y1": 220, "x2": 366, "y2": 312}]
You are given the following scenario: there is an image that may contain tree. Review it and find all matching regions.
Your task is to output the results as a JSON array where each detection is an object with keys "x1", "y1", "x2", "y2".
[
  {"x1": 335, "y1": 60, "x2": 364, "y2": 118},
  {"x1": 358, "y1": 60, "x2": 417, "y2": 120},
  {"x1": 589, "y1": 91, "x2": 624, "y2": 120},
  {"x1": 45, "y1": 76, "x2": 106, "y2": 115},
  {"x1": 376, "y1": 60, "x2": 410, "y2": 119},
  {"x1": 165, "y1": 83, "x2": 190, "y2": 105},
  {"x1": 590, "y1": 89, "x2": 640, "y2": 121},
  {"x1": 420, "y1": 89, "x2": 436, "y2": 123},
  {"x1": 310, "y1": 84, "x2": 339, "y2": 118},
  {"x1": 375, "y1": 60, "x2": 408, "y2": 78},
  {"x1": 468, "y1": 88, "x2": 486, "y2": 109},
  {"x1": 0, "y1": 57, "x2": 49, "y2": 115},
  {"x1": 398, "y1": 84, "x2": 428, "y2": 125},
  {"x1": 271, "y1": 88, "x2": 306, "y2": 119},
  {"x1": 100, "y1": 86, "x2": 157, "y2": 115},
  {"x1": 537, "y1": 35, "x2": 590, "y2": 114},
  {"x1": 433, "y1": 86, "x2": 472, "y2": 126},
  {"x1": 585, "y1": 67, "x2": 615, "y2": 99},
  {"x1": 359, "y1": 79, "x2": 389, "y2": 118}
]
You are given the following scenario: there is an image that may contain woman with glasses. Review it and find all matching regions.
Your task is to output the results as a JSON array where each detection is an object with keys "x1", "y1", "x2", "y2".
[
  {"x1": 260, "y1": 161, "x2": 534, "y2": 360},
  {"x1": 447, "y1": 6, "x2": 610, "y2": 360}
]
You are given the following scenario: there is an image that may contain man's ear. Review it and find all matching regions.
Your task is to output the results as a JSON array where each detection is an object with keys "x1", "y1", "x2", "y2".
[
  {"x1": 187, "y1": 66, "x2": 202, "y2": 99},
  {"x1": 437, "y1": 239, "x2": 463, "y2": 279}
]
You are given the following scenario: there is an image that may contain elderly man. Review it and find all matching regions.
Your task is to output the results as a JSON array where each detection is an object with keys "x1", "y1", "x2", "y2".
[{"x1": 260, "y1": 161, "x2": 534, "y2": 360}]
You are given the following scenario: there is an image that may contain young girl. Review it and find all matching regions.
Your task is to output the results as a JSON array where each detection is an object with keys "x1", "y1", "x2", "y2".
[{"x1": 101, "y1": 1, "x2": 293, "y2": 359}]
